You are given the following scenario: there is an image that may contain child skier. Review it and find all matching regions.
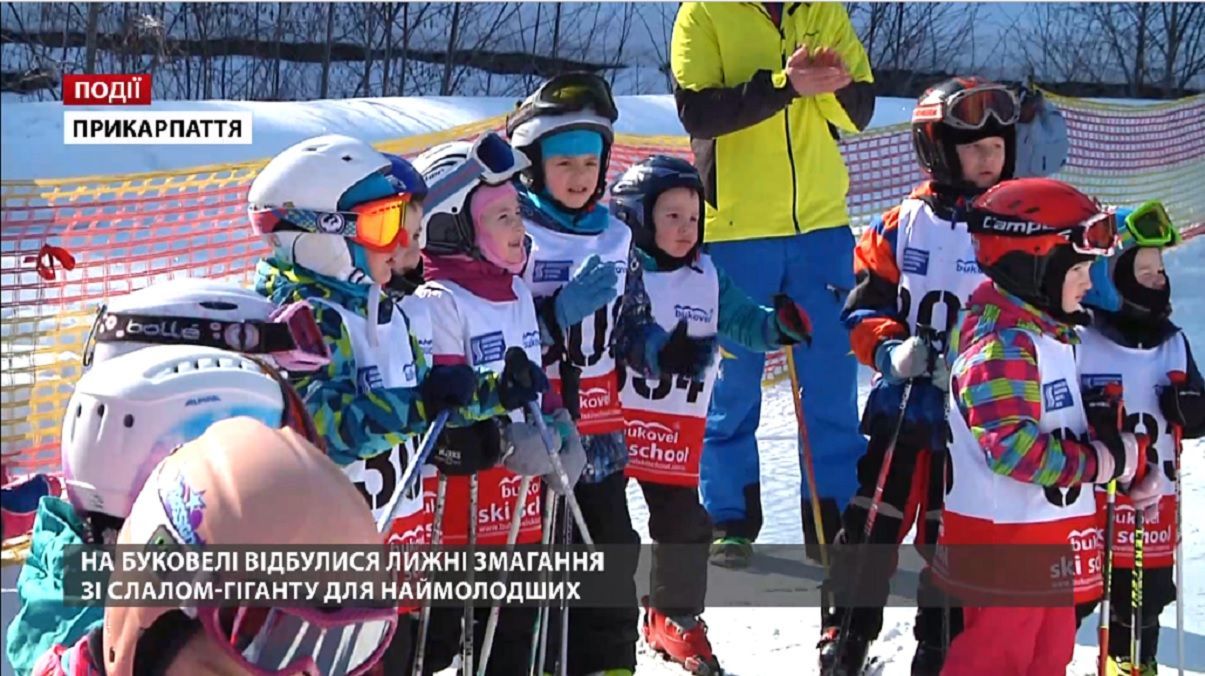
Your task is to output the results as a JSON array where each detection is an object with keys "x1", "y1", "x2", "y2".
[
  {"x1": 7, "y1": 344, "x2": 324, "y2": 675},
  {"x1": 506, "y1": 72, "x2": 714, "y2": 676},
  {"x1": 1076, "y1": 201, "x2": 1204, "y2": 675},
  {"x1": 33, "y1": 416, "x2": 397, "y2": 676},
  {"x1": 406, "y1": 132, "x2": 588, "y2": 675},
  {"x1": 609, "y1": 155, "x2": 814, "y2": 675},
  {"x1": 823, "y1": 76, "x2": 1022, "y2": 674},
  {"x1": 936, "y1": 177, "x2": 1143, "y2": 675}
]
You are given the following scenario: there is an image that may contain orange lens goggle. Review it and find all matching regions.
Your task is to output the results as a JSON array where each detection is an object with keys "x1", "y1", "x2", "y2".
[{"x1": 249, "y1": 194, "x2": 411, "y2": 253}]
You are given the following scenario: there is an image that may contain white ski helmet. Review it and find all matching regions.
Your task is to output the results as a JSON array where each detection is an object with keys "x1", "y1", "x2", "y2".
[
  {"x1": 83, "y1": 278, "x2": 329, "y2": 373},
  {"x1": 505, "y1": 72, "x2": 618, "y2": 206},
  {"x1": 61, "y1": 344, "x2": 320, "y2": 540},
  {"x1": 411, "y1": 131, "x2": 530, "y2": 256},
  {"x1": 247, "y1": 134, "x2": 401, "y2": 284}
]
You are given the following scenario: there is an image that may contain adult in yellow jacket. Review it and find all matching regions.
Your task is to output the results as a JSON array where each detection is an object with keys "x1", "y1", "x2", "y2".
[{"x1": 671, "y1": 2, "x2": 874, "y2": 566}]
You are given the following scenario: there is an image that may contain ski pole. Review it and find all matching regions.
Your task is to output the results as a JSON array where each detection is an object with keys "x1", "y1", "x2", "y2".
[
  {"x1": 525, "y1": 401, "x2": 595, "y2": 550},
  {"x1": 785, "y1": 348, "x2": 828, "y2": 571},
  {"x1": 532, "y1": 487, "x2": 560, "y2": 676},
  {"x1": 378, "y1": 410, "x2": 451, "y2": 533},
  {"x1": 1132, "y1": 457, "x2": 1149, "y2": 670},
  {"x1": 558, "y1": 494, "x2": 572, "y2": 676},
  {"x1": 1097, "y1": 382, "x2": 1126, "y2": 676},
  {"x1": 1168, "y1": 369, "x2": 1187, "y2": 676},
  {"x1": 478, "y1": 474, "x2": 533, "y2": 676},
  {"x1": 463, "y1": 473, "x2": 478, "y2": 675},
  {"x1": 412, "y1": 475, "x2": 449, "y2": 676},
  {"x1": 827, "y1": 379, "x2": 914, "y2": 675},
  {"x1": 1099, "y1": 478, "x2": 1117, "y2": 676}
]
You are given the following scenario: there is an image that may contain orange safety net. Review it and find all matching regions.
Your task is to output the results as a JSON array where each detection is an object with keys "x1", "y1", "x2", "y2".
[{"x1": 2, "y1": 93, "x2": 1203, "y2": 480}]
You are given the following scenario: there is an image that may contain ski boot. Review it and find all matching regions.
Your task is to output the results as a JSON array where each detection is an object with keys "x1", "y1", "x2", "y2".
[
  {"x1": 1106, "y1": 656, "x2": 1158, "y2": 676},
  {"x1": 708, "y1": 536, "x2": 752, "y2": 569},
  {"x1": 641, "y1": 597, "x2": 722, "y2": 675},
  {"x1": 909, "y1": 640, "x2": 946, "y2": 676},
  {"x1": 817, "y1": 625, "x2": 870, "y2": 676}
]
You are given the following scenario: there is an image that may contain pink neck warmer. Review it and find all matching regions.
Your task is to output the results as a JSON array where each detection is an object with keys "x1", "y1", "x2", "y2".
[{"x1": 470, "y1": 183, "x2": 526, "y2": 274}]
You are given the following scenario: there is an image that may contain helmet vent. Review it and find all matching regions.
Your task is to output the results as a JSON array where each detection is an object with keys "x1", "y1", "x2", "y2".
[
  {"x1": 96, "y1": 403, "x2": 105, "y2": 419},
  {"x1": 123, "y1": 414, "x2": 135, "y2": 428},
  {"x1": 199, "y1": 300, "x2": 239, "y2": 311},
  {"x1": 341, "y1": 154, "x2": 353, "y2": 162}
]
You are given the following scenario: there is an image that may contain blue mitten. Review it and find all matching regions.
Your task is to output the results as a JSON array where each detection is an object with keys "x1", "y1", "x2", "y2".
[{"x1": 554, "y1": 255, "x2": 619, "y2": 329}]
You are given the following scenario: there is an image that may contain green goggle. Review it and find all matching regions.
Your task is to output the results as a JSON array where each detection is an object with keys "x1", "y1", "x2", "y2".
[{"x1": 1124, "y1": 200, "x2": 1182, "y2": 247}]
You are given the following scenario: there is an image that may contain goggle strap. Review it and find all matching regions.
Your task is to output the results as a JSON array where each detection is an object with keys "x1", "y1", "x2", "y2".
[{"x1": 93, "y1": 311, "x2": 299, "y2": 354}]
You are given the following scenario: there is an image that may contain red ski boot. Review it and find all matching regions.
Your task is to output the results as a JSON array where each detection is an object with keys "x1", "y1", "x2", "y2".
[{"x1": 641, "y1": 597, "x2": 722, "y2": 675}]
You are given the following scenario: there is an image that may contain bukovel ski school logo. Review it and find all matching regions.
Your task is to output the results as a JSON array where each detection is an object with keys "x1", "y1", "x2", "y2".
[
  {"x1": 902, "y1": 247, "x2": 930, "y2": 275},
  {"x1": 532, "y1": 260, "x2": 572, "y2": 283},
  {"x1": 470, "y1": 331, "x2": 506, "y2": 366},
  {"x1": 1043, "y1": 379, "x2": 1074, "y2": 411}
]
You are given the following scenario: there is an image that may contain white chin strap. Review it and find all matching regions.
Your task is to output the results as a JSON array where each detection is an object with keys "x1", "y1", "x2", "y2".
[{"x1": 366, "y1": 283, "x2": 381, "y2": 348}]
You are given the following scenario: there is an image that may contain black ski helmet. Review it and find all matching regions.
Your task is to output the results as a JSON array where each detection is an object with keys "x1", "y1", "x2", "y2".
[
  {"x1": 610, "y1": 155, "x2": 705, "y2": 269},
  {"x1": 912, "y1": 77, "x2": 1019, "y2": 190}
]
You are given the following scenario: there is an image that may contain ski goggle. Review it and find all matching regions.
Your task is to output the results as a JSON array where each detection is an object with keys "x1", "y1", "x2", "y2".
[
  {"x1": 197, "y1": 605, "x2": 396, "y2": 676},
  {"x1": 424, "y1": 132, "x2": 530, "y2": 215},
  {"x1": 1067, "y1": 210, "x2": 1120, "y2": 256},
  {"x1": 1124, "y1": 200, "x2": 1181, "y2": 248},
  {"x1": 914, "y1": 84, "x2": 1020, "y2": 131},
  {"x1": 249, "y1": 193, "x2": 413, "y2": 253},
  {"x1": 83, "y1": 301, "x2": 331, "y2": 371},
  {"x1": 971, "y1": 209, "x2": 1118, "y2": 256},
  {"x1": 528, "y1": 73, "x2": 619, "y2": 122}
]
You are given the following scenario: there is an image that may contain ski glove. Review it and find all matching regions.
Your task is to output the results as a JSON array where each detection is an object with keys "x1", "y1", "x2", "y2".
[
  {"x1": 1082, "y1": 384, "x2": 1125, "y2": 445},
  {"x1": 430, "y1": 419, "x2": 503, "y2": 476},
  {"x1": 1123, "y1": 462, "x2": 1166, "y2": 519},
  {"x1": 553, "y1": 255, "x2": 619, "y2": 330},
  {"x1": 1159, "y1": 379, "x2": 1203, "y2": 431},
  {"x1": 874, "y1": 336, "x2": 936, "y2": 384},
  {"x1": 1090, "y1": 432, "x2": 1144, "y2": 485},
  {"x1": 420, "y1": 364, "x2": 479, "y2": 416},
  {"x1": 502, "y1": 420, "x2": 561, "y2": 477},
  {"x1": 546, "y1": 409, "x2": 586, "y2": 497},
  {"x1": 654, "y1": 321, "x2": 718, "y2": 379},
  {"x1": 498, "y1": 352, "x2": 549, "y2": 411},
  {"x1": 772, "y1": 293, "x2": 813, "y2": 347}
]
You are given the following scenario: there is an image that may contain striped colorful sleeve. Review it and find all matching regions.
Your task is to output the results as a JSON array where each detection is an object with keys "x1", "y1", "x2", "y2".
[{"x1": 951, "y1": 329, "x2": 1098, "y2": 487}]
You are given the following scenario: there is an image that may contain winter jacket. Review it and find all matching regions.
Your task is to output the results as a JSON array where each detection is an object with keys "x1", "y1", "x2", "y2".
[
  {"x1": 30, "y1": 630, "x2": 99, "y2": 676},
  {"x1": 949, "y1": 282, "x2": 1099, "y2": 486},
  {"x1": 6, "y1": 497, "x2": 103, "y2": 676},
  {"x1": 254, "y1": 258, "x2": 508, "y2": 466},
  {"x1": 842, "y1": 182, "x2": 985, "y2": 450},
  {"x1": 670, "y1": 2, "x2": 874, "y2": 242}
]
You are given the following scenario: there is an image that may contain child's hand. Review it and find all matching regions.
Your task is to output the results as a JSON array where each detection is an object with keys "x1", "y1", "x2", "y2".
[
  {"x1": 420, "y1": 364, "x2": 479, "y2": 415},
  {"x1": 773, "y1": 293, "x2": 813, "y2": 346},
  {"x1": 499, "y1": 348, "x2": 549, "y2": 411},
  {"x1": 554, "y1": 255, "x2": 619, "y2": 329},
  {"x1": 657, "y1": 321, "x2": 718, "y2": 379},
  {"x1": 431, "y1": 420, "x2": 503, "y2": 476}
]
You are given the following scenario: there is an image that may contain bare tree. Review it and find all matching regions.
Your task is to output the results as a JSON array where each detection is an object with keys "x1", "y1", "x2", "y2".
[
  {"x1": 320, "y1": 2, "x2": 334, "y2": 98},
  {"x1": 84, "y1": 2, "x2": 102, "y2": 74},
  {"x1": 440, "y1": 2, "x2": 462, "y2": 95},
  {"x1": 1153, "y1": 2, "x2": 1205, "y2": 96}
]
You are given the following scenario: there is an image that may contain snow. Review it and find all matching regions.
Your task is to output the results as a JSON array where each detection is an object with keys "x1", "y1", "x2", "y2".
[
  {"x1": 2, "y1": 93, "x2": 1203, "y2": 676},
  {"x1": 0, "y1": 94, "x2": 925, "y2": 181}
]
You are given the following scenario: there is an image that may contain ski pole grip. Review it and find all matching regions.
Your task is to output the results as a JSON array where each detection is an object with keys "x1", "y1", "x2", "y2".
[
  {"x1": 1133, "y1": 435, "x2": 1151, "y2": 483},
  {"x1": 1168, "y1": 370, "x2": 1188, "y2": 386}
]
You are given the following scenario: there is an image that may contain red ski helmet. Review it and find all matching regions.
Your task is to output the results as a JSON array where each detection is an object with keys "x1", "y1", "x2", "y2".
[
  {"x1": 968, "y1": 178, "x2": 1118, "y2": 317},
  {"x1": 912, "y1": 76, "x2": 1019, "y2": 189}
]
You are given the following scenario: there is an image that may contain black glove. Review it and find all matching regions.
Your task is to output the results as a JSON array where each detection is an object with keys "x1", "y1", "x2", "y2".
[
  {"x1": 420, "y1": 364, "x2": 479, "y2": 417},
  {"x1": 499, "y1": 347, "x2": 550, "y2": 411},
  {"x1": 1082, "y1": 384, "x2": 1125, "y2": 445},
  {"x1": 429, "y1": 419, "x2": 503, "y2": 476},
  {"x1": 1159, "y1": 380, "x2": 1203, "y2": 430},
  {"x1": 657, "y1": 320, "x2": 718, "y2": 379}
]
